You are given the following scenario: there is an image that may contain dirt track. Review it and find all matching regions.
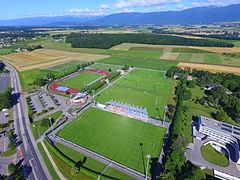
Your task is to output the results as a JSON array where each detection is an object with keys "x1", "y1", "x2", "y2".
[{"x1": 178, "y1": 62, "x2": 240, "y2": 75}]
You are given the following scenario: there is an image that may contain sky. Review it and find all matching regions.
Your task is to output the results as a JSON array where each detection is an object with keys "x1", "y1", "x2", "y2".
[{"x1": 0, "y1": 0, "x2": 239, "y2": 20}]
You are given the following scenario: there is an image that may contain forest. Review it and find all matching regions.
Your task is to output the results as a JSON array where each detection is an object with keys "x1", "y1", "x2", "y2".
[{"x1": 65, "y1": 33, "x2": 234, "y2": 49}]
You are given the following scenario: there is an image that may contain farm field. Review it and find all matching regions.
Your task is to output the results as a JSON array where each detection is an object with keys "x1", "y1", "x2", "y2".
[
  {"x1": 57, "y1": 108, "x2": 166, "y2": 174},
  {"x1": 99, "y1": 56, "x2": 178, "y2": 71},
  {"x1": 0, "y1": 48, "x2": 109, "y2": 71},
  {"x1": 98, "y1": 69, "x2": 175, "y2": 117},
  {"x1": 58, "y1": 71, "x2": 103, "y2": 90},
  {"x1": 178, "y1": 62, "x2": 240, "y2": 75}
]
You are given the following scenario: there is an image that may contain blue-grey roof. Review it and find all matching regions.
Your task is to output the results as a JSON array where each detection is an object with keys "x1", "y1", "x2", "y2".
[{"x1": 106, "y1": 100, "x2": 148, "y2": 115}]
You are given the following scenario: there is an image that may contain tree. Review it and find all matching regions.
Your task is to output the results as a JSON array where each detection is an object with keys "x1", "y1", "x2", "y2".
[
  {"x1": 8, "y1": 163, "x2": 16, "y2": 175},
  {"x1": 214, "y1": 110, "x2": 229, "y2": 123},
  {"x1": 187, "y1": 80, "x2": 196, "y2": 88}
]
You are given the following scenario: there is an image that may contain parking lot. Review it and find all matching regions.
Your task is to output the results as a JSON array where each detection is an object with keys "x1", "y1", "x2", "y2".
[
  {"x1": 0, "y1": 73, "x2": 10, "y2": 93},
  {"x1": 28, "y1": 90, "x2": 62, "y2": 115}
]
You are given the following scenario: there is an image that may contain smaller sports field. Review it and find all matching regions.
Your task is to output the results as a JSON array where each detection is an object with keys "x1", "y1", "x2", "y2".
[
  {"x1": 58, "y1": 71, "x2": 103, "y2": 90},
  {"x1": 57, "y1": 108, "x2": 166, "y2": 174}
]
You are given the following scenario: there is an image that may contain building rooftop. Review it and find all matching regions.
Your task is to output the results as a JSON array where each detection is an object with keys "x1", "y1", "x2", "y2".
[{"x1": 200, "y1": 116, "x2": 240, "y2": 139}]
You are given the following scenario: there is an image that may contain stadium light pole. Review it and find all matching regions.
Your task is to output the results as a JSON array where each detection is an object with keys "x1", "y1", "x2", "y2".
[{"x1": 145, "y1": 154, "x2": 151, "y2": 180}]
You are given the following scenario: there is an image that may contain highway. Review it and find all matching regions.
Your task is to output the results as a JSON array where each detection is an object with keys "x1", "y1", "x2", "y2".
[{"x1": 5, "y1": 62, "x2": 50, "y2": 180}]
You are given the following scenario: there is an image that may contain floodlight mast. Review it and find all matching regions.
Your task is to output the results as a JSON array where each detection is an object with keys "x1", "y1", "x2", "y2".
[{"x1": 145, "y1": 154, "x2": 151, "y2": 180}]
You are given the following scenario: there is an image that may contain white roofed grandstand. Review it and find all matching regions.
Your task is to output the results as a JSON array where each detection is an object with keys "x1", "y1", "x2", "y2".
[{"x1": 106, "y1": 100, "x2": 149, "y2": 119}]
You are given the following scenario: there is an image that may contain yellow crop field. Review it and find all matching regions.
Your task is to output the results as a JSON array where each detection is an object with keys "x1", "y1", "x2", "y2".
[
  {"x1": 0, "y1": 49, "x2": 109, "y2": 71},
  {"x1": 178, "y1": 62, "x2": 240, "y2": 75}
]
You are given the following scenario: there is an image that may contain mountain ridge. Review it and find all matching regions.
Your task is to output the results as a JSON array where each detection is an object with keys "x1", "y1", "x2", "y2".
[{"x1": 0, "y1": 4, "x2": 239, "y2": 26}]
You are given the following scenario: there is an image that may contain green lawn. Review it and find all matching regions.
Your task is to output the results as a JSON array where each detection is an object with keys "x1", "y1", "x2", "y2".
[
  {"x1": 106, "y1": 50, "x2": 163, "y2": 59},
  {"x1": 88, "y1": 63, "x2": 122, "y2": 71},
  {"x1": 0, "y1": 49, "x2": 14, "y2": 55},
  {"x1": 172, "y1": 48, "x2": 212, "y2": 53},
  {"x1": 57, "y1": 108, "x2": 166, "y2": 174},
  {"x1": 43, "y1": 139, "x2": 92, "y2": 180},
  {"x1": 129, "y1": 47, "x2": 164, "y2": 52},
  {"x1": 31, "y1": 111, "x2": 62, "y2": 140},
  {"x1": 59, "y1": 71, "x2": 103, "y2": 90},
  {"x1": 176, "y1": 53, "x2": 193, "y2": 61},
  {"x1": 99, "y1": 56, "x2": 178, "y2": 71},
  {"x1": 37, "y1": 143, "x2": 60, "y2": 180},
  {"x1": 203, "y1": 54, "x2": 222, "y2": 64},
  {"x1": 98, "y1": 69, "x2": 175, "y2": 118},
  {"x1": 19, "y1": 68, "x2": 62, "y2": 91},
  {"x1": 55, "y1": 143, "x2": 133, "y2": 180},
  {"x1": 201, "y1": 144, "x2": 229, "y2": 167}
]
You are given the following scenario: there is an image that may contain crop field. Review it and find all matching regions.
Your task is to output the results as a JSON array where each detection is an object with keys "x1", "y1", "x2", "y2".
[
  {"x1": 58, "y1": 71, "x2": 103, "y2": 90},
  {"x1": 98, "y1": 69, "x2": 175, "y2": 117},
  {"x1": 178, "y1": 62, "x2": 240, "y2": 75},
  {"x1": 0, "y1": 48, "x2": 109, "y2": 71},
  {"x1": 57, "y1": 108, "x2": 166, "y2": 174},
  {"x1": 99, "y1": 56, "x2": 178, "y2": 71},
  {"x1": 107, "y1": 49, "x2": 163, "y2": 59}
]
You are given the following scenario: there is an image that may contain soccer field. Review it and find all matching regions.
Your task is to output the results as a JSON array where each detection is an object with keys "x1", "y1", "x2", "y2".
[
  {"x1": 58, "y1": 71, "x2": 103, "y2": 90},
  {"x1": 57, "y1": 108, "x2": 166, "y2": 174},
  {"x1": 98, "y1": 69, "x2": 175, "y2": 118}
]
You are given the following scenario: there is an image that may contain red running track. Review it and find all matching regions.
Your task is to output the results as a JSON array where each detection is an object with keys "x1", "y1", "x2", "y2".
[{"x1": 48, "y1": 69, "x2": 109, "y2": 95}]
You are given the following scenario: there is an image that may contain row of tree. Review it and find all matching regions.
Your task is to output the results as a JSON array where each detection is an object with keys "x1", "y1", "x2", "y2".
[
  {"x1": 0, "y1": 87, "x2": 12, "y2": 110},
  {"x1": 160, "y1": 77, "x2": 205, "y2": 179},
  {"x1": 66, "y1": 33, "x2": 234, "y2": 49}
]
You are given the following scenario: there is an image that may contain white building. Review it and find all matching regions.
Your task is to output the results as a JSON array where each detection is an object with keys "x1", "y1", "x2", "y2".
[{"x1": 194, "y1": 116, "x2": 240, "y2": 165}]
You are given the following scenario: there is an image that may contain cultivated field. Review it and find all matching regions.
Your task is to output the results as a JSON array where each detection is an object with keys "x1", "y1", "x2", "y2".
[
  {"x1": 58, "y1": 71, "x2": 103, "y2": 90},
  {"x1": 98, "y1": 69, "x2": 175, "y2": 117},
  {"x1": 0, "y1": 49, "x2": 109, "y2": 71},
  {"x1": 57, "y1": 108, "x2": 166, "y2": 174},
  {"x1": 178, "y1": 62, "x2": 240, "y2": 75}
]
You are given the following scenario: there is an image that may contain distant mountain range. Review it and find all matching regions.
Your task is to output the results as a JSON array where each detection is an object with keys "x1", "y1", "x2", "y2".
[{"x1": 0, "y1": 4, "x2": 240, "y2": 26}]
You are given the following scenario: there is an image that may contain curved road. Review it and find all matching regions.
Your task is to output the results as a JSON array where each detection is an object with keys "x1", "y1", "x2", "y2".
[{"x1": 5, "y1": 62, "x2": 50, "y2": 180}]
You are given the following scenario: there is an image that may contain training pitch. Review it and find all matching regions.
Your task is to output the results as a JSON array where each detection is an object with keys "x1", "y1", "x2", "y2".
[
  {"x1": 58, "y1": 71, "x2": 103, "y2": 90},
  {"x1": 57, "y1": 108, "x2": 166, "y2": 174},
  {"x1": 98, "y1": 69, "x2": 175, "y2": 117}
]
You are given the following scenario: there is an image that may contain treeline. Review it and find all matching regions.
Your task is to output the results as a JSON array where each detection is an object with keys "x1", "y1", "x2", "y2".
[
  {"x1": 0, "y1": 87, "x2": 12, "y2": 110},
  {"x1": 25, "y1": 45, "x2": 43, "y2": 51},
  {"x1": 66, "y1": 33, "x2": 234, "y2": 49},
  {"x1": 160, "y1": 78, "x2": 205, "y2": 179}
]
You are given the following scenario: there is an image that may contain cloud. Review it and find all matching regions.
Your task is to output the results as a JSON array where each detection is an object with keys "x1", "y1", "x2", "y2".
[
  {"x1": 113, "y1": 0, "x2": 180, "y2": 9},
  {"x1": 192, "y1": 0, "x2": 240, "y2": 7},
  {"x1": 65, "y1": 8, "x2": 104, "y2": 16}
]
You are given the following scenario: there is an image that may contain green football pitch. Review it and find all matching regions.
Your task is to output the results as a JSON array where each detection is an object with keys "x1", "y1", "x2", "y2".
[
  {"x1": 57, "y1": 108, "x2": 166, "y2": 174},
  {"x1": 58, "y1": 71, "x2": 103, "y2": 89},
  {"x1": 97, "y1": 69, "x2": 175, "y2": 118}
]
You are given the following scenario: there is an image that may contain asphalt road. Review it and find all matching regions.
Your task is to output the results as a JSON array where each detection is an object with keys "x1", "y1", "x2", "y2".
[{"x1": 5, "y1": 62, "x2": 50, "y2": 180}]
